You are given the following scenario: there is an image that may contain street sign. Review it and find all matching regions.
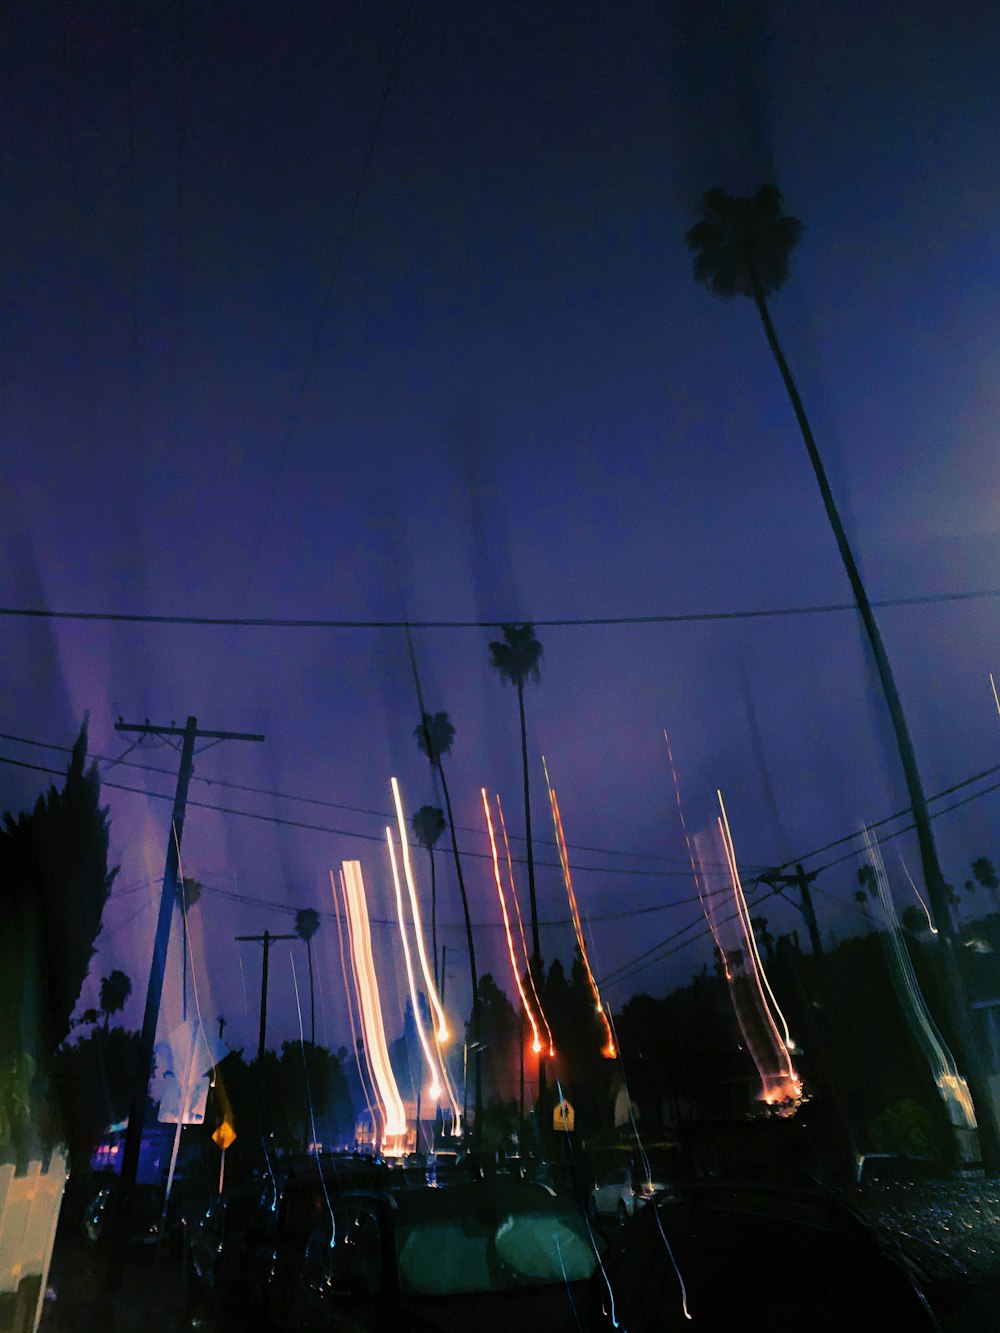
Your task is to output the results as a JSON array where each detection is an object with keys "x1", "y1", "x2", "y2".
[
  {"x1": 155, "y1": 1019, "x2": 228, "y2": 1125},
  {"x1": 212, "y1": 1119, "x2": 236, "y2": 1151},
  {"x1": 553, "y1": 1099, "x2": 575, "y2": 1132}
]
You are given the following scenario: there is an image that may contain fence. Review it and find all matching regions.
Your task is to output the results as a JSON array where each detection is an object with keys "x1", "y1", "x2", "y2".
[{"x1": 0, "y1": 1154, "x2": 67, "y2": 1333}]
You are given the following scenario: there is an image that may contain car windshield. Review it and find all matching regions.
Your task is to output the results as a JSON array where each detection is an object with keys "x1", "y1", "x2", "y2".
[{"x1": 394, "y1": 1185, "x2": 602, "y2": 1298}]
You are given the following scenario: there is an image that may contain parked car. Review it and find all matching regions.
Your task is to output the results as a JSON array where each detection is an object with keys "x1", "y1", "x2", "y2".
[
  {"x1": 224, "y1": 1175, "x2": 605, "y2": 1331},
  {"x1": 589, "y1": 1181, "x2": 941, "y2": 1332},
  {"x1": 588, "y1": 1146, "x2": 679, "y2": 1223}
]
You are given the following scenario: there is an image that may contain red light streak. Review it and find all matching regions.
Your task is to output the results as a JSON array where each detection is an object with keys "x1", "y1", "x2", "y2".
[
  {"x1": 496, "y1": 793, "x2": 554, "y2": 1057},
  {"x1": 481, "y1": 789, "x2": 544, "y2": 1055},
  {"x1": 543, "y1": 758, "x2": 616, "y2": 1059}
]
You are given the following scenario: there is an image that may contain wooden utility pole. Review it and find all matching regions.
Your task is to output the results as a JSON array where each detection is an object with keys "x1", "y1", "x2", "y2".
[
  {"x1": 235, "y1": 929, "x2": 297, "y2": 1061},
  {"x1": 115, "y1": 717, "x2": 263, "y2": 1233},
  {"x1": 760, "y1": 863, "x2": 824, "y2": 958}
]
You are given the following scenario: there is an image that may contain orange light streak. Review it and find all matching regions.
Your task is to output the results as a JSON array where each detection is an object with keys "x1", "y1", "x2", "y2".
[
  {"x1": 331, "y1": 869, "x2": 378, "y2": 1145},
  {"x1": 481, "y1": 789, "x2": 544, "y2": 1054},
  {"x1": 542, "y1": 758, "x2": 616, "y2": 1059},
  {"x1": 340, "y1": 860, "x2": 407, "y2": 1141},
  {"x1": 390, "y1": 777, "x2": 449, "y2": 1042},
  {"x1": 496, "y1": 794, "x2": 554, "y2": 1057}
]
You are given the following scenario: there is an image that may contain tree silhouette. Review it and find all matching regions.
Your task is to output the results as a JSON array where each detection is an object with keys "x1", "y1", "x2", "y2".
[
  {"x1": 412, "y1": 805, "x2": 447, "y2": 987},
  {"x1": 99, "y1": 969, "x2": 132, "y2": 1030},
  {"x1": 414, "y1": 710, "x2": 481, "y2": 1143},
  {"x1": 972, "y1": 857, "x2": 1000, "y2": 912},
  {"x1": 295, "y1": 907, "x2": 322, "y2": 1045},
  {"x1": 0, "y1": 721, "x2": 117, "y2": 1073},
  {"x1": 688, "y1": 185, "x2": 998, "y2": 1170},
  {"x1": 487, "y1": 624, "x2": 544, "y2": 971}
]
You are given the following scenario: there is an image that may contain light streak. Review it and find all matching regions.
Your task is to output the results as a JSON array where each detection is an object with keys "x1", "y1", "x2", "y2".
[
  {"x1": 863, "y1": 831, "x2": 975, "y2": 1129},
  {"x1": 897, "y1": 852, "x2": 938, "y2": 934},
  {"x1": 496, "y1": 793, "x2": 555, "y2": 1056},
  {"x1": 702, "y1": 793, "x2": 802, "y2": 1110},
  {"x1": 481, "y1": 789, "x2": 543, "y2": 1055},
  {"x1": 390, "y1": 776, "x2": 449, "y2": 1042},
  {"x1": 386, "y1": 827, "x2": 458, "y2": 1118},
  {"x1": 664, "y1": 729, "x2": 728, "y2": 970},
  {"x1": 718, "y1": 792, "x2": 796, "y2": 1056},
  {"x1": 542, "y1": 757, "x2": 616, "y2": 1059},
  {"x1": 331, "y1": 869, "x2": 379, "y2": 1146},
  {"x1": 339, "y1": 860, "x2": 407, "y2": 1142},
  {"x1": 991, "y1": 671, "x2": 1000, "y2": 721}
]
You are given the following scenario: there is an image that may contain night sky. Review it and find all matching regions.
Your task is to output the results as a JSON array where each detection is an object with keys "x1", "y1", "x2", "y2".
[{"x1": 3, "y1": 0, "x2": 1000, "y2": 1062}]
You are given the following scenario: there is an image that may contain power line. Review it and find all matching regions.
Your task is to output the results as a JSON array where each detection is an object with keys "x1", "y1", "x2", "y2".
[
  {"x1": 2, "y1": 584, "x2": 1000, "y2": 631},
  {"x1": 600, "y1": 770, "x2": 1000, "y2": 990},
  {"x1": 193, "y1": 876, "x2": 723, "y2": 931},
  {"x1": 0, "y1": 729, "x2": 738, "y2": 872},
  {"x1": 0, "y1": 752, "x2": 746, "y2": 881}
]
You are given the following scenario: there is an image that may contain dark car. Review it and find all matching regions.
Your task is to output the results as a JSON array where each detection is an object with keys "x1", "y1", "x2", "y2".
[
  {"x1": 226, "y1": 1174, "x2": 605, "y2": 1331},
  {"x1": 589, "y1": 1181, "x2": 941, "y2": 1333}
]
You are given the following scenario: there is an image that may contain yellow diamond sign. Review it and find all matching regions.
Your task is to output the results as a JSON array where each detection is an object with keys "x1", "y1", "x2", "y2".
[
  {"x1": 212, "y1": 1119, "x2": 236, "y2": 1151},
  {"x1": 552, "y1": 1099, "x2": 575, "y2": 1132}
]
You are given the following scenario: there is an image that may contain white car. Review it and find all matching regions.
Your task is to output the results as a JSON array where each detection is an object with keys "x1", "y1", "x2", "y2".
[{"x1": 589, "y1": 1155, "x2": 674, "y2": 1223}]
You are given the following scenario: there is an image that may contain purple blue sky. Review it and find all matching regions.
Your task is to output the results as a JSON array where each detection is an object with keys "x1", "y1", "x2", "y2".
[{"x1": 2, "y1": 0, "x2": 1000, "y2": 1060}]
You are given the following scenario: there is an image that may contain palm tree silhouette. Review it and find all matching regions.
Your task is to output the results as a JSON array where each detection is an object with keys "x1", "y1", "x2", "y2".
[
  {"x1": 414, "y1": 710, "x2": 481, "y2": 1143},
  {"x1": 688, "y1": 184, "x2": 998, "y2": 1170},
  {"x1": 488, "y1": 624, "x2": 544, "y2": 971},
  {"x1": 177, "y1": 877, "x2": 201, "y2": 1022},
  {"x1": 412, "y1": 804, "x2": 447, "y2": 987},
  {"x1": 99, "y1": 968, "x2": 132, "y2": 1030},
  {"x1": 295, "y1": 907, "x2": 322, "y2": 1045}
]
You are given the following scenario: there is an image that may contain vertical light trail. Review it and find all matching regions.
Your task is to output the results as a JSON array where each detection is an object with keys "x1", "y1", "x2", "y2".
[
  {"x1": 481, "y1": 789, "x2": 543, "y2": 1054},
  {"x1": 496, "y1": 794, "x2": 555, "y2": 1057},
  {"x1": 712, "y1": 794, "x2": 801, "y2": 1109},
  {"x1": 330, "y1": 869, "x2": 378, "y2": 1145},
  {"x1": 897, "y1": 852, "x2": 938, "y2": 934},
  {"x1": 542, "y1": 758, "x2": 616, "y2": 1059},
  {"x1": 991, "y1": 671, "x2": 1000, "y2": 720},
  {"x1": 341, "y1": 860, "x2": 407, "y2": 1142},
  {"x1": 663, "y1": 729, "x2": 729, "y2": 969},
  {"x1": 864, "y1": 831, "x2": 975, "y2": 1129},
  {"x1": 386, "y1": 828, "x2": 459, "y2": 1123},
  {"x1": 340, "y1": 867, "x2": 384, "y2": 1144},
  {"x1": 390, "y1": 776, "x2": 449, "y2": 1042},
  {"x1": 718, "y1": 792, "x2": 796, "y2": 1055}
]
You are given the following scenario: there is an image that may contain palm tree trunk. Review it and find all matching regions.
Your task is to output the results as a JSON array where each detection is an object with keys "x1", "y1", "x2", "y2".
[
  {"x1": 436, "y1": 758, "x2": 482, "y2": 1148},
  {"x1": 429, "y1": 847, "x2": 439, "y2": 989},
  {"x1": 749, "y1": 264, "x2": 1000, "y2": 1172},
  {"x1": 307, "y1": 939, "x2": 315, "y2": 1047},
  {"x1": 517, "y1": 681, "x2": 540, "y2": 968}
]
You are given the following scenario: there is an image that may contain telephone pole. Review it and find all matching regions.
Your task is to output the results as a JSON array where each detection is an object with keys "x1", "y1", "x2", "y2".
[
  {"x1": 115, "y1": 717, "x2": 263, "y2": 1233},
  {"x1": 760, "y1": 863, "x2": 824, "y2": 958},
  {"x1": 235, "y1": 929, "x2": 297, "y2": 1061}
]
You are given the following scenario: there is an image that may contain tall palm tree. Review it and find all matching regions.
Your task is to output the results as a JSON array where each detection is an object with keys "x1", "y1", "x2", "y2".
[
  {"x1": 99, "y1": 968, "x2": 132, "y2": 1030},
  {"x1": 295, "y1": 907, "x2": 322, "y2": 1045},
  {"x1": 177, "y1": 876, "x2": 201, "y2": 1022},
  {"x1": 414, "y1": 710, "x2": 481, "y2": 1144},
  {"x1": 688, "y1": 184, "x2": 999, "y2": 1170},
  {"x1": 487, "y1": 624, "x2": 544, "y2": 970},
  {"x1": 412, "y1": 804, "x2": 447, "y2": 987}
]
